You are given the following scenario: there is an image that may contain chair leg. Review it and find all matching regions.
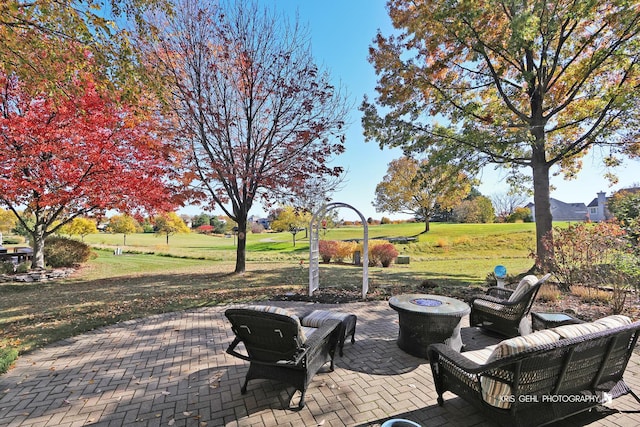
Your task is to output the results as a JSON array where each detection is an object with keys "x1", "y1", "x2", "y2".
[
  {"x1": 298, "y1": 390, "x2": 306, "y2": 409},
  {"x1": 241, "y1": 377, "x2": 249, "y2": 394}
]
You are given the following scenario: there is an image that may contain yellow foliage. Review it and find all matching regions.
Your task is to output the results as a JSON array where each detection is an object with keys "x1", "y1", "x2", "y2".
[{"x1": 334, "y1": 241, "x2": 357, "y2": 262}]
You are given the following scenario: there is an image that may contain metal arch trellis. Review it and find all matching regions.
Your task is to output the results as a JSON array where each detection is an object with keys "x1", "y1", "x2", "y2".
[{"x1": 309, "y1": 202, "x2": 369, "y2": 299}]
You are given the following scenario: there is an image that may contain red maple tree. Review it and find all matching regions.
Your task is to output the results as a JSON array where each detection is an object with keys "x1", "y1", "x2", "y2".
[{"x1": 0, "y1": 71, "x2": 184, "y2": 268}]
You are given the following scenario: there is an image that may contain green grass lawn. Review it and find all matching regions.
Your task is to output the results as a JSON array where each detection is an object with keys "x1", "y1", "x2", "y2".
[{"x1": 0, "y1": 222, "x2": 539, "y2": 373}]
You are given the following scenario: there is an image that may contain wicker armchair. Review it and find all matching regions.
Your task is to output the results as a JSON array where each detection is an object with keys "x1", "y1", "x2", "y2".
[
  {"x1": 225, "y1": 305, "x2": 341, "y2": 409},
  {"x1": 470, "y1": 273, "x2": 551, "y2": 337}
]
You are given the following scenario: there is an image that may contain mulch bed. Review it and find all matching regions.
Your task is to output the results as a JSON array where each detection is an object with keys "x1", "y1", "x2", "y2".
[{"x1": 272, "y1": 281, "x2": 640, "y2": 323}]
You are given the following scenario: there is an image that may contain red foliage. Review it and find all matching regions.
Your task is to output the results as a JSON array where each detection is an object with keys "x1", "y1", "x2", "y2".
[
  {"x1": 370, "y1": 242, "x2": 399, "y2": 267},
  {"x1": 0, "y1": 71, "x2": 185, "y2": 267},
  {"x1": 318, "y1": 240, "x2": 339, "y2": 263},
  {"x1": 197, "y1": 225, "x2": 214, "y2": 234}
]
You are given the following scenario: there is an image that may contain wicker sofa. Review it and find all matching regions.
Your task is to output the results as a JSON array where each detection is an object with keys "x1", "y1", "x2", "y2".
[
  {"x1": 225, "y1": 305, "x2": 341, "y2": 409},
  {"x1": 428, "y1": 315, "x2": 640, "y2": 427}
]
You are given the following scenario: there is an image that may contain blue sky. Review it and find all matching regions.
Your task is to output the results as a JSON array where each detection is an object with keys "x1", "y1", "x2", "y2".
[{"x1": 188, "y1": 0, "x2": 640, "y2": 221}]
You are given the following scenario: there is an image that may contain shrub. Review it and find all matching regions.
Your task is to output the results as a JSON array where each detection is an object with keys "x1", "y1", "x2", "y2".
[
  {"x1": 15, "y1": 262, "x2": 29, "y2": 273},
  {"x1": 44, "y1": 236, "x2": 93, "y2": 268},
  {"x1": 506, "y1": 207, "x2": 532, "y2": 223},
  {"x1": 380, "y1": 216, "x2": 391, "y2": 224},
  {"x1": 371, "y1": 242, "x2": 399, "y2": 267},
  {"x1": 539, "y1": 221, "x2": 630, "y2": 292},
  {"x1": 358, "y1": 240, "x2": 387, "y2": 266},
  {"x1": 197, "y1": 224, "x2": 215, "y2": 234},
  {"x1": 250, "y1": 222, "x2": 265, "y2": 234},
  {"x1": 318, "y1": 240, "x2": 339, "y2": 263},
  {"x1": 334, "y1": 241, "x2": 357, "y2": 262},
  {"x1": 0, "y1": 261, "x2": 14, "y2": 274}
]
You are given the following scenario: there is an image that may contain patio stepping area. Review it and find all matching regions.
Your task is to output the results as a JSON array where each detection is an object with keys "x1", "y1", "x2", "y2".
[{"x1": 0, "y1": 300, "x2": 638, "y2": 426}]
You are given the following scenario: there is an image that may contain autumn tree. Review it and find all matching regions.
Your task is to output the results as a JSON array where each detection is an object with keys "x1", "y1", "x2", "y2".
[
  {"x1": 154, "y1": 212, "x2": 190, "y2": 245},
  {"x1": 0, "y1": 0, "x2": 171, "y2": 93},
  {"x1": 374, "y1": 156, "x2": 473, "y2": 232},
  {"x1": 362, "y1": 0, "x2": 640, "y2": 266},
  {"x1": 107, "y1": 214, "x2": 143, "y2": 246},
  {"x1": 270, "y1": 206, "x2": 311, "y2": 247},
  {"x1": 59, "y1": 217, "x2": 98, "y2": 241},
  {"x1": 0, "y1": 209, "x2": 17, "y2": 237},
  {"x1": 453, "y1": 196, "x2": 496, "y2": 224},
  {"x1": 608, "y1": 187, "x2": 640, "y2": 247},
  {"x1": 0, "y1": 71, "x2": 182, "y2": 268},
  {"x1": 143, "y1": 0, "x2": 348, "y2": 272}
]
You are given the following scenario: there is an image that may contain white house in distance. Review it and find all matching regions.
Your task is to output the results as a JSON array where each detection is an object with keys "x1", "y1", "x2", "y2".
[{"x1": 527, "y1": 191, "x2": 611, "y2": 222}]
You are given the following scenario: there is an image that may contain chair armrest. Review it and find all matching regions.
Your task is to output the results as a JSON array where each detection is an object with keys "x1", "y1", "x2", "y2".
[
  {"x1": 471, "y1": 293, "x2": 518, "y2": 306},
  {"x1": 226, "y1": 337, "x2": 253, "y2": 362},
  {"x1": 485, "y1": 287, "x2": 513, "y2": 299},
  {"x1": 428, "y1": 343, "x2": 485, "y2": 374},
  {"x1": 303, "y1": 318, "x2": 341, "y2": 350}
]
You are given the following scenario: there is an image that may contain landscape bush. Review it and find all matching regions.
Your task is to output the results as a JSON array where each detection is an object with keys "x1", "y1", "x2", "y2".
[
  {"x1": 537, "y1": 222, "x2": 628, "y2": 292},
  {"x1": 196, "y1": 224, "x2": 215, "y2": 234},
  {"x1": 44, "y1": 236, "x2": 93, "y2": 267},
  {"x1": 0, "y1": 261, "x2": 14, "y2": 274},
  {"x1": 370, "y1": 242, "x2": 399, "y2": 267},
  {"x1": 334, "y1": 241, "x2": 357, "y2": 262},
  {"x1": 318, "y1": 240, "x2": 339, "y2": 262},
  {"x1": 506, "y1": 207, "x2": 533, "y2": 223}
]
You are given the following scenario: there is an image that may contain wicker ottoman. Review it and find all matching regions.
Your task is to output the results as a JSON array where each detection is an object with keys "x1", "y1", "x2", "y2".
[{"x1": 301, "y1": 310, "x2": 357, "y2": 356}]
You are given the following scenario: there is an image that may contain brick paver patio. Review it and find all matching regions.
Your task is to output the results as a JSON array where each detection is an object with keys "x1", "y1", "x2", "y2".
[{"x1": 0, "y1": 300, "x2": 638, "y2": 426}]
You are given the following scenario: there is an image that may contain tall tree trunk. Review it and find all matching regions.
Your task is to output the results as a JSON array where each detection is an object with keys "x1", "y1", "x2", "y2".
[
  {"x1": 424, "y1": 218, "x2": 430, "y2": 232},
  {"x1": 235, "y1": 217, "x2": 247, "y2": 273},
  {"x1": 532, "y1": 146, "x2": 553, "y2": 270}
]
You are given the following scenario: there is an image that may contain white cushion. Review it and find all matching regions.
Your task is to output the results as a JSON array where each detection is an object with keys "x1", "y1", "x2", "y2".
[
  {"x1": 593, "y1": 315, "x2": 632, "y2": 328},
  {"x1": 551, "y1": 315, "x2": 631, "y2": 339},
  {"x1": 487, "y1": 329, "x2": 561, "y2": 362},
  {"x1": 460, "y1": 345, "x2": 497, "y2": 365},
  {"x1": 508, "y1": 275, "x2": 539, "y2": 302}
]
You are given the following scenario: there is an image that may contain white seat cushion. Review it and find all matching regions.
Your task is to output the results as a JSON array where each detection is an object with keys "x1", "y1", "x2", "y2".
[{"x1": 507, "y1": 275, "x2": 539, "y2": 302}]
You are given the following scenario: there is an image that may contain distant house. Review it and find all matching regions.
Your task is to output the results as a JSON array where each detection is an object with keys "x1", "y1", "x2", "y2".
[
  {"x1": 586, "y1": 191, "x2": 612, "y2": 222},
  {"x1": 527, "y1": 191, "x2": 610, "y2": 222},
  {"x1": 248, "y1": 215, "x2": 270, "y2": 229}
]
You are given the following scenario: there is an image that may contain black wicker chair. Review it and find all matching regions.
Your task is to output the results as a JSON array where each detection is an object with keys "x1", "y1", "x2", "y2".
[
  {"x1": 470, "y1": 273, "x2": 551, "y2": 337},
  {"x1": 428, "y1": 318, "x2": 640, "y2": 427},
  {"x1": 225, "y1": 305, "x2": 341, "y2": 409}
]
